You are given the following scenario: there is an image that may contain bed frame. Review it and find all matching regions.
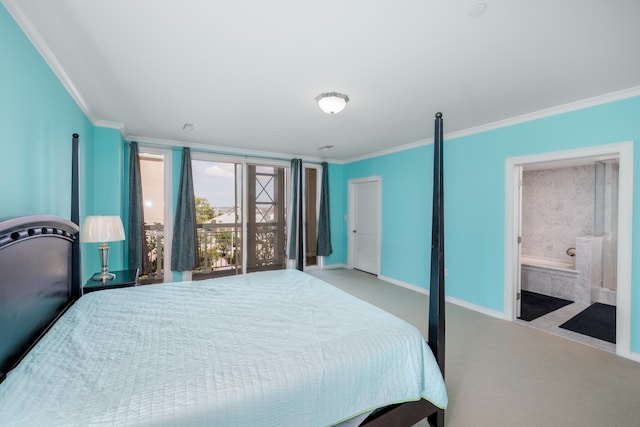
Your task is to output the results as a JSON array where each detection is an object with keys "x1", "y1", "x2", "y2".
[
  {"x1": 0, "y1": 134, "x2": 81, "y2": 382},
  {"x1": 0, "y1": 119, "x2": 446, "y2": 426},
  {"x1": 360, "y1": 113, "x2": 446, "y2": 427}
]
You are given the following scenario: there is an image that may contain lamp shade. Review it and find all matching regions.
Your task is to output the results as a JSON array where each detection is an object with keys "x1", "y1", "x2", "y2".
[
  {"x1": 81, "y1": 216, "x2": 125, "y2": 243},
  {"x1": 316, "y1": 92, "x2": 349, "y2": 114}
]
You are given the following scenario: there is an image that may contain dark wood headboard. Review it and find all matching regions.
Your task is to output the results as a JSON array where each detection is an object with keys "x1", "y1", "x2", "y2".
[
  {"x1": 0, "y1": 132, "x2": 81, "y2": 382},
  {"x1": 0, "y1": 215, "x2": 80, "y2": 381}
]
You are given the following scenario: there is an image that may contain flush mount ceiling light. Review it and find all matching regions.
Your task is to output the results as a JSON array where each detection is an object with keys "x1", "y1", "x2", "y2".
[{"x1": 315, "y1": 92, "x2": 349, "y2": 114}]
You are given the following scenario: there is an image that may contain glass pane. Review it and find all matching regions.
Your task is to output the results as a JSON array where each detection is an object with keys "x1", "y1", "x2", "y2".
[
  {"x1": 191, "y1": 160, "x2": 242, "y2": 279},
  {"x1": 246, "y1": 164, "x2": 286, "y2": 272},
  {"x1": 305, "y1": 167, "x2": 318, "y2": 266},
  {"x1": 139, "y1": 153, "x2": 165, "y2": 283}
]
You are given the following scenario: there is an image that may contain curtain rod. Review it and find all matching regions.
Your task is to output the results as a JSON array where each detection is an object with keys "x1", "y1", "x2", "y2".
[{"x1": 125, "y1": 140, "x2": 327, "y2": 165}]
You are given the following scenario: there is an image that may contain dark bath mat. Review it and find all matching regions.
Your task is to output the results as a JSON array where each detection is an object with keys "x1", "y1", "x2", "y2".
[
  {"x1": 559, "y1": 302, "x2": 616, "y2": 344},
  {"x1": 518, "y1": 290, "x2": 573, "y2": 322}
]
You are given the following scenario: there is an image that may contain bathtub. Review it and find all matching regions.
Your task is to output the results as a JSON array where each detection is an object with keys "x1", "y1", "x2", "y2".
[
  {"x1": 520, "y1": 256, "x2": 579, "y2": 301},
  {"x1": 520, "y1": 256, "x2": 575, "y2": 272}
]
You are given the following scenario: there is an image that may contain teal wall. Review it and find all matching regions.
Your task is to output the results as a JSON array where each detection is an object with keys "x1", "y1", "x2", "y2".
[
  {"x1": 0, "y1": 4, "x2": 124, "y2": 283},
  {"x1": 0, "y1": 4, "x2": 92, "y2": 220},
  {"x1": 336, "y1": 146, "x2": 435, "y2": 288},
  {"x1": 82, "y1": 127, "x2": 127, "y2": 279},
  {"x1": 331, "y1": 97, "x2": 640, "y2": 353}
]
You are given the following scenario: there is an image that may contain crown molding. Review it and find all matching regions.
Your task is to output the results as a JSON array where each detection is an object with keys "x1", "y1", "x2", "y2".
[
  {"x1": 6, "y1": 0, "x2": 638, "y2": 167},
  {"x1": 94, "y1": 119, "x2": 126, "y2": 134},
  {"x1": 344, "y1": 86, "x2": 640, "y2": 164},
  {"x1": 346, "y1": 136, "x2": 434, "y2": 164},
  {"x1": 3, "y1": 0, "x2": 96, "y2": 123},
  {"x1": 126, "y1": 135, "x2": 330, "y2": 164},
  {"x1": 106, "y1": 84, "x2": 640, "y2": 165},
  {"x1": 446, "y1": 85, "x2": 640, "y2": 141}
]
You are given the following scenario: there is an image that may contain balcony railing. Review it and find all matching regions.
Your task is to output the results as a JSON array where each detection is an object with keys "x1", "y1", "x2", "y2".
[
  {"x1": 142, "y1": 223, "x2": 165, "y2": 283},
  {"x1": 143, "y1": 221, "x2": 285, "y2": 282},
  {"x1": 246, "y1": 222, "x2": 286, "y2": 272},
  {"x1": 193, "y1": 223, "x2": 241, "y2": 277}
]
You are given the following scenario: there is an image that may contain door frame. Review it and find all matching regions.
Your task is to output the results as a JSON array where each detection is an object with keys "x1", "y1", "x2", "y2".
[
  {"x1": 515, "y1": 165, "x2": 523, "y2": 319},
  {"x1": 504, "y1": 141, "x2": 633, "y2": 359},
  {"x1": 348, "y1": 176, "x2": 382, "y2": 275},
  {"x1": 138, "y1": 144, "x2": 176, "y2": 283},
  {"x1": 302, "y1": 163, "x2": 322, "y2": 271}
]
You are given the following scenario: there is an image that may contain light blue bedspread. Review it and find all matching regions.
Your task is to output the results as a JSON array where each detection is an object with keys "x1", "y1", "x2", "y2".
[{"x1": 0, "y1": 269, "x2": 447, "y2": 426}]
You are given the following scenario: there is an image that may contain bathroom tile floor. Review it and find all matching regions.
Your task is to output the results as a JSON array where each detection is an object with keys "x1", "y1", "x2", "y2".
[{"x1": 516, "y1": 302, "x2": 616, "y2": 353}]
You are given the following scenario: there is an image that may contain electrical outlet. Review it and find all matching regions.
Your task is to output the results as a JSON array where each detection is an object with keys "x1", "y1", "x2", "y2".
[{"x1": 444, "y1": 268, "x2": 449, "y2": 277}]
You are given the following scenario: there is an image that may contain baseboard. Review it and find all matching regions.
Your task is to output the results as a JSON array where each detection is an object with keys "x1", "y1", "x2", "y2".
[
  {"x1": 378, "y1": 274, "x2": 429, "y2": 295},
  {"x1": 445, "y1": 295, "x2": 508, "y2": 320},
  {"x1": 625, "y1": 351, "x2": 640, "y2": 363},
  {"x1": 378, "y1": 275, "x2": 507, "y2": 320},
  {"x1": 362, "y1": 270, "x2": 640, "y2": 362},
  {"x1": 322, "y1": 263, "x2": 348, "y2": 270}
]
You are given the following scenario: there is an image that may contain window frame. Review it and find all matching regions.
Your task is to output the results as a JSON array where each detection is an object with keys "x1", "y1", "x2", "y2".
[
  {"x1": 302, "y1": 163, "x2": 323, "y2": 270},
  {"x1": 137, "y1": 145, "x2": 174, "y2": 283},
  {"x1": 191, "y1": 152, "x2": 290, "y2": 276}
]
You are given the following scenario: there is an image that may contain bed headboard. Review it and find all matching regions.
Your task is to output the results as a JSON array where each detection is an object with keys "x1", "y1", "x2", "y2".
[
  {"x1": 0, "y1": 215, "x2": 80, "y2": 381},
  {"x1": 0, "y1": 134, "x2": 81, "y2": 382}
]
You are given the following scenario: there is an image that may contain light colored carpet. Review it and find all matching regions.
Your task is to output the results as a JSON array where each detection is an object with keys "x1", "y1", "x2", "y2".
[{"x1": 309, "y1": 268, "x2": 640, "y2": 427}]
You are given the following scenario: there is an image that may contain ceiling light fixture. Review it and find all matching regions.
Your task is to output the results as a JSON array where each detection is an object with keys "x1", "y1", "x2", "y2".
[{"x1": 315, "y1": 92, "x2": 349, "y2": 114}]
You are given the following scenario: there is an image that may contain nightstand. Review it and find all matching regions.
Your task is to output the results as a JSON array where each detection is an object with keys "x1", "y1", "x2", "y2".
[{"x1": 83, "y1": 269, "x2": 139, "y2": 294}]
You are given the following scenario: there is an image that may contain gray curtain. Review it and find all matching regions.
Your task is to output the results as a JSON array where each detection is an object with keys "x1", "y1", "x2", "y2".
[
  {"x1": 316, "y1": 162, "x2": 333, "y2": 256},
  {"x1": 287, "y1": 158, "x2": 304, "y2": 271},
  {"x1": 127, "y1": 141, "x2": 150, "y2": 274},
  {"x1": 171, "y1": 147, "x2": 199, "y2": 272}
]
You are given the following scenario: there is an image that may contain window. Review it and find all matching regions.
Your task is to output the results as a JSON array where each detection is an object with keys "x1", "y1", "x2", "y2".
[
  {"x1": 138, "y1": 151, "x2": 169, "y2": 283},
  {"x1": 190, "y1": 157, "x2": 289, "y2": 277},
  {"x1": 191, "y1": 159, "x2": 243, "y2": 279},
  {"x1": 137, "y1": 149, "x2": 322, "y2": 280}
]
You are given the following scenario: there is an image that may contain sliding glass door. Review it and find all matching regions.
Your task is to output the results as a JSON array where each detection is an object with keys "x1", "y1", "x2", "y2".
[
  {"x1": 191, "y1": 160, "x2": 243, "y2": 279},
  {"x1": 136, "y1": 150, "x2": 321, "y2": 281},
  {"x1": 246, "y1": 164, "x2": 287, "y2": 272},
  {"x1": 189, "y1": 159, "x2": 287, "y2": 277}
]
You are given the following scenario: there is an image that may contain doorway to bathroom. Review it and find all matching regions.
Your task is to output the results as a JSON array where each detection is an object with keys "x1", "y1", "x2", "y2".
[{"x1": 504, "y1": 142, "x2": 633, "y2": 359}]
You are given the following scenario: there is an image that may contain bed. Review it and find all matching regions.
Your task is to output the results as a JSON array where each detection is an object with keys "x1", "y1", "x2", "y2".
[{"x1": 0, "y1": 115, "x2": 448, "y2": 426}]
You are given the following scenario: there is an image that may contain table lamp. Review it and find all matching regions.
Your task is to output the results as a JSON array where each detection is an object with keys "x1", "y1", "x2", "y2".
[{"x1": 81, "y1": 215, "x2": 125, "y2": 281}]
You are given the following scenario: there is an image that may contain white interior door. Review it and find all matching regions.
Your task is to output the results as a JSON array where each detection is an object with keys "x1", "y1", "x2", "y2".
[{"x1": 349, "y1": 178, "x2": 381, "y2": 275}]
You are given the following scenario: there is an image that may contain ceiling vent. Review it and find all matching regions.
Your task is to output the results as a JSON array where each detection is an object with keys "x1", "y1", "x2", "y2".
[{"x1": 181, "y1": 123, "x2": 200, "y2": 132}]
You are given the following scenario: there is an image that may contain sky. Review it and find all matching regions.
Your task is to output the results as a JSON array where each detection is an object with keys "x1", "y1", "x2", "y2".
[{"x1": 192, "y1": 160, "x2": 238, "y2": 208}]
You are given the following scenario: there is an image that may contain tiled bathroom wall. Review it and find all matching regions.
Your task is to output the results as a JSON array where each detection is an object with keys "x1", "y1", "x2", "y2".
[{"x1": 521, "y1": 165, "x2": 595, "y2": 264}]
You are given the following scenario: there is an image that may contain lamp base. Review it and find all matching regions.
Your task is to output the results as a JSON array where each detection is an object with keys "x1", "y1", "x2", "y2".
[
  {"x1": 91, "y1": 243, "x2": 115, "y2": 282},
  {"x1": 91, "y1": 271, "x2": 116, "y2": 282}
]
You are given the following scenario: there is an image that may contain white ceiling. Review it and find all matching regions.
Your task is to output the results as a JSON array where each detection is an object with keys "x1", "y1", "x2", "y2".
[{"x1": 5, "y1": 0, "x2": 640, "y2": 162}]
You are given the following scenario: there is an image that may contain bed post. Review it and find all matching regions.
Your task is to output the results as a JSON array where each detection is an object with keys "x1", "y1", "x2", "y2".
[
  {"x1": 427, "y1": 113, "x2": 445, "y2": 427},
  {"x1": 71, "y1": 133, "x2": 81, "y2": 300}
]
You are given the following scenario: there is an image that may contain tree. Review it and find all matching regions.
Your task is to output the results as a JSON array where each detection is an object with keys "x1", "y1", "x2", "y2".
[{"x1": 195, "y1": 196, "x2": 214, "y2": 224}]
